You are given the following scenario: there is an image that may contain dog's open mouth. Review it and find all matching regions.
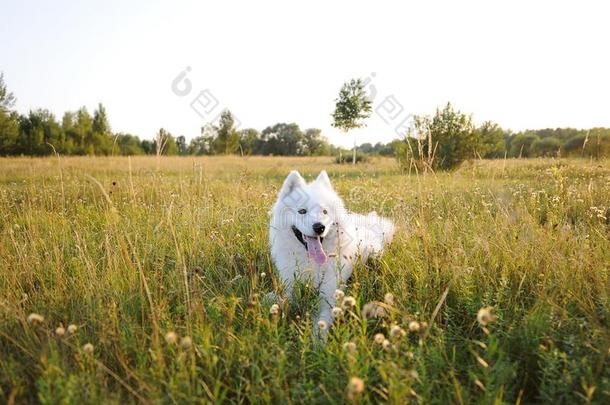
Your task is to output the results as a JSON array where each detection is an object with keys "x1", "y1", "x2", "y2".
[{"x1": 292, "y1": 226, "x2": 327, "y2": 266}]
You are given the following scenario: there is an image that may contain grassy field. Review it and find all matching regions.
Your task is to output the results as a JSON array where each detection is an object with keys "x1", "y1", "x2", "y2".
[{"x1": 0, "y1": 155, "x2": 609, "y2": 404}]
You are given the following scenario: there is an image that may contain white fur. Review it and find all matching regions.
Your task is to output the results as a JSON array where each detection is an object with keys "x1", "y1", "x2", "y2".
[{"x1": 269, "y1": 170, "x2": 395, "y2": 333}]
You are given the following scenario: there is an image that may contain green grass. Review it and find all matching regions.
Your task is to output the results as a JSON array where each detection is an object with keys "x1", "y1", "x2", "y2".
[{"x1": 0, "y1": 156, "x2": 609, "y2": 404}]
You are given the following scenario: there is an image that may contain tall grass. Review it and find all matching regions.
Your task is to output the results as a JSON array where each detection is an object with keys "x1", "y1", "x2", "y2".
[{"x1": 0, "y1": 156, "x2": 608, "y2": 404}]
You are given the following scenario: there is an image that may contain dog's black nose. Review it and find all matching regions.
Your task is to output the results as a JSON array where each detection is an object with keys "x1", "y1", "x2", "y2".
[{"x1": 313, "y1": 222, "x2": 325, "y2": 235}]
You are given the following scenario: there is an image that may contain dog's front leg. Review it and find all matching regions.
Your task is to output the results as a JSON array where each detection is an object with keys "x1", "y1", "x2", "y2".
[
  {"x1": 314, "y1": 264, "x2": 342, "y2": 337},
  {"x1": 314, "y1": 258, "x2": 355, "y2": 337},
  {"x1": 314, "y1": 285, "x2": 336, "y2": 339}
]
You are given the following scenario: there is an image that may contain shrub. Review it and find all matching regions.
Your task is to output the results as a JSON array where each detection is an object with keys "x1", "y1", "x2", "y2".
[{"x1": 335, "y1": 151, "x2": 369, "y2": 164}]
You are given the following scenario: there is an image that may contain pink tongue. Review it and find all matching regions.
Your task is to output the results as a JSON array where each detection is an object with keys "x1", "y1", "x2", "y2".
[{"x1": 305, "y1": 236, "x2": 327, "y2": 266}]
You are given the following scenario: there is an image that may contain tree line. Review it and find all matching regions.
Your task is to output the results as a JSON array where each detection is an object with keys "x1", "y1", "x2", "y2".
[
  {"x1": 0, "y1": 74, "x2": 335, "y2": 157},
  {"x1": 1, "y1": 74, "x2": 609, "y2": 163},
  {"x1": 395, "y1": 103, "x2": 610, "y2": 170},
  {"x1": 189, "y1": 111, "x2": 334, "y2": 156}
]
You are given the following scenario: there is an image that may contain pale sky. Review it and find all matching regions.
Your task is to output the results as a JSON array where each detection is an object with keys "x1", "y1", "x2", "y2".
[{"x1": 2, "y1": 0, "x2": 609, "y2": 147}]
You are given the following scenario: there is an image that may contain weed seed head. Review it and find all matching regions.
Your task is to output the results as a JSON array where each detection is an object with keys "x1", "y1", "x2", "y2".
[
  {"x1": 361, "y1": 302, "x2": 387, "y2": 319},
  {"x1": 390, "y1": 324, "x2": 405, "y2": 339},
  {"x1": 334, "y1": 289, "x2": 345, "y2": 301},
  {"x1": 27, "y1": 313, "x2": 44, "y2": 324},
  {"x1": 180, "y1": 336, "x2": 192, "y2": 350},
  {"x1": 165, "y1": 331, "x2": 178, "y2": 345},
  {"x1": 347, "y1": 376, "x2": 365, "y2": 400},
  {"x1": 343, "y1": 341, "x2": 357, "y2": 353},
  {"x1": 342, "y1": 296, "x2": 356, "y2": 309},
  {"x1": 477, "y1": 307, "x2": 496, "y2": 326},
  {"x1": 408, "y1": 321, "x2": 421, "y2": 333}
]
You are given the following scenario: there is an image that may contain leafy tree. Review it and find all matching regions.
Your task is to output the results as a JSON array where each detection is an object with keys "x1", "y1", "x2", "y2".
[
  {"x1": 357, "y1": 141, "x2": 398, "y2": 156},
  {"x1": 239, "y1": 128, "x2": 259, "y2": 155},
  {"x1": 164, "y1": 136, "x2": 179, "y2": 155},
  {"x1": 395, "y1": 115, "x2": 433, "y2": 170},
  {"x1": 214, "y1": 110, "x2": 240, "y2": 154},
  {"x1": 115, "y1": 133, "x2": 144, "y2": 155},
  {"x1": 189, "y1": 124, "x2": 217, "y2": 155},
  {"x1": 548, "y1": 129, "x2": 610, "y2": 158},
  {"x1": 176, "y1": 135, "x2": 188, "y2": 155},
  {"x1": 509, "y1": 132, "x2": 539, "y2": 158},
  {"x1": 429, "y1": 103, "x2": 477, "y2": 169},
  {"x1": 17, "y1": 114, "x2": 40, "y2": 155},
  {"x1": 74, "y1": 107, "x2": 93, "y2": 154},
  {"x1": 92, "y1": 103, "x2": 111, "y2": 135},
  {"x1": 303, "y1": 128, "x2": 330, "y2": 156},
  {"x1": 154, "y1": 128, "x2": 178, "y2": 156},
  {"x1": 140, "y1": 139, "x2": 155, "y2": 154},
  {"x1": 579, "y1": 129, "x2": 610, "y2": 158},
  {"x1": 358, "y1": 142, "x2": 374, "y2": 154},
  {"x1": 17, "y1": 109, "x2": 62, "y2": 155},
  {"x1": 532, "y1": 137, "x2": 562, "y2": 157},
  {"x1": 0, "y1": 111, "x2": 19, "y2": 155},
  {"x1": 60, "y1": 112, "x2": 77, "y2": 154},
  {"x1": 384, "y1": 140, "x2": 403, "y2": 156},
  {"x1": 188, "y1": 136, "x2": 211, "y2": 155},
  {"x1": 562, "y1": 133, "x2": 586, "y2": 155},
  {"x1": 331, "y1": 78, "x2": 372, "y2": 164},
  {"x1": 259, "y1": 123, "x2": 303, "y2": 155},
  {"x1": 0, "y1": 74, "x2": 19, "y2": 155},
  {"x1": 476, "y1": 121, "x2": 506, "y2": 158},
  {"x1": 91, "y1": 103, "x2": 112, "y2": 155},
  {"x1": 399, "y1": 103, "x2": 477, "y2": 171},
  {"x1": 0, "y1": 73, "x2": 16, "y2": 113}
]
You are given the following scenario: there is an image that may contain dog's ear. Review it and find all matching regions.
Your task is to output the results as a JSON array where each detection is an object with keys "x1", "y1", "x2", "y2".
[
  {"x1": 279, "y1": 170, "x2": 306, "y2": 199},
  {"x1": 315, "y1": 170, "x2": 332, "y2": 189}
]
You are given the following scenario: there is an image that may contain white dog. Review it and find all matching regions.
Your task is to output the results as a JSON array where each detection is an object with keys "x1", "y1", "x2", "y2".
[{"x1": 269, "y1": 170, "x2": 395, "y2": 333}]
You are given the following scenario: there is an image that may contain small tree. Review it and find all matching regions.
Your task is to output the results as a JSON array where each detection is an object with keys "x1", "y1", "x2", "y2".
[
  {"x1": 331, "y1": 78, "x2": 372, "y2": 164},
  {"x1": 397, "y1": 103, "x2": 477, "y2": 171}
]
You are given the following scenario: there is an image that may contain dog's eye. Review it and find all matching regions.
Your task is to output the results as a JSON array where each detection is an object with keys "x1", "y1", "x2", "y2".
[
  {"x1": 322, "y1": 209, "x2": 328, "y2": 215},
  {"x1": 298, "y1": 208, "x2": 307, "y2": 214}
]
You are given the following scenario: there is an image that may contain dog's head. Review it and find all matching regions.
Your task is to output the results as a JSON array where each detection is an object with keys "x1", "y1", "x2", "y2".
[{"x1": 272, "y1": 170, "x2": 345, "y2": 265}]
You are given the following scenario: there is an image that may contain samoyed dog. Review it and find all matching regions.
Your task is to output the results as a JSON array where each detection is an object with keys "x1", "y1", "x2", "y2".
[{"x1": 269, "y1": 170, "x2": 395, "y2": 333}]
